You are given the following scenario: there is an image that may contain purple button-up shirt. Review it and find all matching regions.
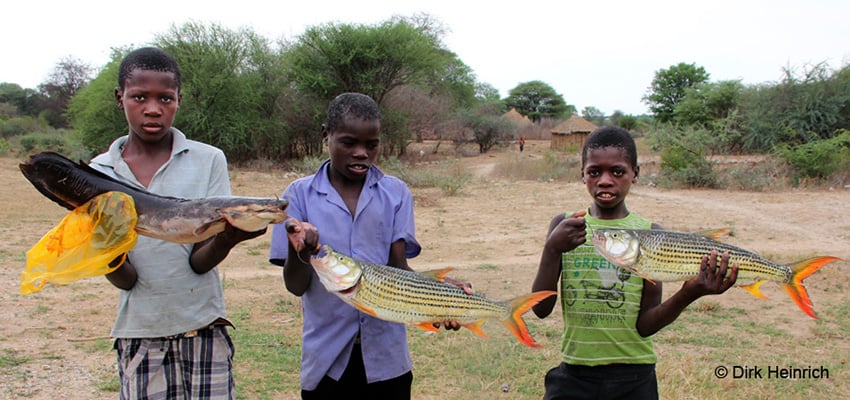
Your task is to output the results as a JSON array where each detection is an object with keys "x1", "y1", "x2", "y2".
[{"x1": 269, "y1": 161, "x2": 421, "y2": 390}]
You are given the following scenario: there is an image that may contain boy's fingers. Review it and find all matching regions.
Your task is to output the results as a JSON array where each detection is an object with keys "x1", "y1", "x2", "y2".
[{"x1": 284, "y1": 218, "x2": 303, "y2": 234}]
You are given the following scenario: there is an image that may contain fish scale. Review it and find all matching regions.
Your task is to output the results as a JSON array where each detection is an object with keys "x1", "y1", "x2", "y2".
[
  {"x1": 356, "y1": 261, "x2": 508, "y2": 321},
  {"x1": 591, "y1": 229, "x2": 841, "y2": 318},
  {"x1": 310, "y1": 245, "x2": 556, "y2": 347},
  {"x1": 631, "y1": 230, "x2": 790, "y2": 284}
]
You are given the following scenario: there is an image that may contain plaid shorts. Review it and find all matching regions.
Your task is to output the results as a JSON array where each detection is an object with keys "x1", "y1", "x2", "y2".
[{"x1": 114, "y1": 325, "x2": 235, "y2": 400}]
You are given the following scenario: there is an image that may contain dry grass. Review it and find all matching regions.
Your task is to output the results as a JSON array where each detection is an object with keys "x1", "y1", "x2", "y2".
[{"x1": 1, "y1": 140, "x2": 848, "y2": 399}]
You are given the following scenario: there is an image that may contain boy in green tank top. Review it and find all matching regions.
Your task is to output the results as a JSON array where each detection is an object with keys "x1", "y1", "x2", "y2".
[{"x1": 531, "y1": 126, "x2": 739, "y2": 399}]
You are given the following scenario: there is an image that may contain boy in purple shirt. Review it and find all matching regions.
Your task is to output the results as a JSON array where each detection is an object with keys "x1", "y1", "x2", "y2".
[{"x1": 270, "y1": 93, "x2": 463, "y2": 399}]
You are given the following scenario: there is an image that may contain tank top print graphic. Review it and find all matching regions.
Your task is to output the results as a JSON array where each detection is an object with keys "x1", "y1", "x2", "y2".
[{"x1": 560, "y1": 211, "x2": 656, "y2": 366}]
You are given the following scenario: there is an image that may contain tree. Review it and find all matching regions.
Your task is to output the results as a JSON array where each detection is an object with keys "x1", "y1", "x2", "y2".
[
  {"x1": 71, "y1": 23, "x2": 290, "y2": 161},
  {"x1": 581, "y1": 106, "x2": 605, "y2": 126},
  {"x1": 674, "y1": 80, "x2": 743, "y2": 126},
  {"x1": 643, "y1": 62, "x2": 710, "y2": 123},
  {"x1": 462, "y1": 111, "x2": 514, "y2": 153},
  {"x1": 38, "y1": 56, "x2": 93, "y2": 127},
  {"x1": 156, "y1": 22, "x2": 289, "y2": 161},
  {"x1": 610, "y1": 110, "x2": 638, "y2": 131},
  {"x1": 504, "y1": 80, "x2": 573, "y2": 122},
  {"x1": 284, "y1": 15, "x2": 475, "y2": 156},
  {"x1": 474, "y1": 82, "x2": 501, "y2": 103},
  {"x1": 67, "y1": 49, "x2": 128, "y2": 153},
  {"x1": 285, "y1": 17, "x2": 454, "y2": 105}
]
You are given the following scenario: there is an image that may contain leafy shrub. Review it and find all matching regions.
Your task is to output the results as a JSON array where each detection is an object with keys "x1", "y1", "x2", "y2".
[
  {"x1": 289, "y1": 154, "x2": 327, "y2": 175},
  {"x1": 0, "y1": 138, "x2": 11, "y2": 155},
  {"x1": 380, "y1": 157, "x2": 471, "y2": 196},
  {"x1": 0, "y1": 116, "x2": 45, "y2": 138},
  {"x1": 492, "y1": 150, "x2": 579, "y2": 181},
  {"x1": 776, "y1": 130, "x2": 850, "y2": 182},
  {"x1": 659, "y1": 146, "x2": 717, "y2": 188},
  {"x1": 718, "y1": 157, "x2": 791, "y2": 191},
  {"x1": 14, "y1": 130, "x2": 91, "y2": 161}
]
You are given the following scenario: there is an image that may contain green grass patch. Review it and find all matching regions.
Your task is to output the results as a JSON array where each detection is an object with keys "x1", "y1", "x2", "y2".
[{"x1": 0, "y1": 348, "x2": 30, "y2": 369}]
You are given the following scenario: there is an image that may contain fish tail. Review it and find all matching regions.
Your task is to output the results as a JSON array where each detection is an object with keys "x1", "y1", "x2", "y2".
[
  {"x1": 500, "y1": 290, "x2": 556, "y2": 348},
  {"x1": 783, "y1": 256, "x2": 841, "y2": 319}
]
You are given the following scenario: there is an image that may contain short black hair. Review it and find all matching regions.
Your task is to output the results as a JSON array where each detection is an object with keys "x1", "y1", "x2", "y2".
[
  {"x1": 581, "y1": 126, "x2": 638, "y2": 169},
  {"x1": 117, "y1": 47, "x2": 181, "y2": 91},
  {"x1": 325, "y1": 93, "x2": 381, "y2": 133}
]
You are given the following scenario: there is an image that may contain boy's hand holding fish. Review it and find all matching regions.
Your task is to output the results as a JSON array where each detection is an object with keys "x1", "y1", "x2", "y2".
[
  {"x1": 283, "y1": 217, "x2": 475, "y2": 332},
  {"x1": 544, "y1": 210, "x2": 588, "y2": 255},
  {"x1": 679, "y1": 250, "x2": 739, "y2": 301}
]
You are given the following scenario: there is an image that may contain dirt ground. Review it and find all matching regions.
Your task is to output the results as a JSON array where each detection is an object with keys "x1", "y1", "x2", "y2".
[{"x1": 1, "y1": 140, "x2": 848, "y2": 399}]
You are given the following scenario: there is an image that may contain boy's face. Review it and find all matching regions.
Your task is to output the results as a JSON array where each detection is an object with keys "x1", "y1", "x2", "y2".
[
  {"x1": 115, "y1": 68, "x2": 181, "y2": 144},
  {"x1": 581, "y1": 146, "x2": 638, "y2": 213},
  {"x1": 325, "y1": 116, "x2": 381, "y2": 182}
]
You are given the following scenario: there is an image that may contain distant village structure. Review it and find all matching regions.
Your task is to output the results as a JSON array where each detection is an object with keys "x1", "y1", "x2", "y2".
[
  {"x1": 501, "y1": 108, "x2": 533, "y2": 130},
  {"x1": 550, "y1": 115, "x2": 598, "y2": 151},
  {"x1": 500, "y1": 108, "x2": 536, "y2": 138}
]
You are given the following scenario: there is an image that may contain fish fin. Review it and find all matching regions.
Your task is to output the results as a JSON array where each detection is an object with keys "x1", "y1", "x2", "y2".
[
  {"x1": 740, "y1": 280, "x2": 768, "y2": 299},
  {"x1": 463, "y1": 320, "x2": 489, "y2": 338},
  {"x1": 500, "y1": 290, "x2": 557, "y2": 348},
  {"x1": 695, "y1": 228, "x2": 733, "y2": 241},
  {"x1": 783, "y1": 256, "x2": 842, "y2": 319},
  {"x1": 193, "y1": 217, "x2": 225, "y2": 237},
  {"x1": 415, "y1": 322, "x2": 441, "y2": 333},
  {"x1": 629, "y1": 268, "x2": 656, "y2": 284},
  {"x1": 420, "y1": 268, "x2": 454, "y2": 282},
  {"x1": 353, "y1": 304, "x2": 377, "y2": 317}
]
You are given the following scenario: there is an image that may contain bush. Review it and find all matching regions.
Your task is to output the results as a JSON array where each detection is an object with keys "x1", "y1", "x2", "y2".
[
  {"x1": 492, "y1": 150, "x2": 579, "y2": 181},
  {"x1": 718, "y1": 157, "x2": 791, "y2": 191},
  {"x1": 0, "y1": 138, "x2": 11, "y2": 156},
  {"x1": 776, "y1": 130, "x2": 850, "y2": 182},
  {"x1": 0, "y1": 116, "x2": 45, "y2": 138},
  {"x1": 289, "y1": 154, "x2": 327, "y2": 175},
  {"x1": 14, "y1": 130, "x2": 91, "y2": 161},
  {"x1": 659, "y1": 146, "x2": 717, "y2": 188},
  {"x1": 380, "y1": 157, "x2": 471, "y2": 196}
]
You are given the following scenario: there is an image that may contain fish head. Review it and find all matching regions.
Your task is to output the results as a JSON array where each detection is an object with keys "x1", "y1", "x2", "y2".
[
  {"x1": 591, "y1": 229, "x2": 640, "y2": 271},
  {"x1": 309, "y1": 245, "x2": 362, "y2": 297},
  {"x1": 218, "y1": 198, "x2": 289, "y2": 232}
]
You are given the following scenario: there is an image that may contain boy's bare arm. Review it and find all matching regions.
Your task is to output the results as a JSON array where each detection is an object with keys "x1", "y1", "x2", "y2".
[
  {"x1": 105, "y1": 255, "x2": 137, "y2": 290},
  {"x1": 636, "y1": 251, "x2": 738, "y2": 336},
  {"x1": 532, "y1": 211, "x2": 586, "y2": 318}
]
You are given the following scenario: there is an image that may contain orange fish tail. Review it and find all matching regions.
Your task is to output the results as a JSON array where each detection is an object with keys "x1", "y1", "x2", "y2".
[
  {"x1": 501, "y1": 290, "x2": 557, "y2": 348},
  {"x1": 784, "y1": 256, "x2": 841, "y2": 319}
]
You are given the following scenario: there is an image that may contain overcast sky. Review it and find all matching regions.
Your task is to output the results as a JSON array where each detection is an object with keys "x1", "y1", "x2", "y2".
[{"x1": 4, "y1": 0, "x2": 848, "y2": 115}]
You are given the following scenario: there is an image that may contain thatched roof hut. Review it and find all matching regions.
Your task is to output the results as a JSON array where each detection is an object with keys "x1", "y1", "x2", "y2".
[
  {"x1": 550, "y1": 115, "x2": 597, "y2": 151},
  {"x1": 501, "y1": 108, "x2": 533, "y2": 131}
]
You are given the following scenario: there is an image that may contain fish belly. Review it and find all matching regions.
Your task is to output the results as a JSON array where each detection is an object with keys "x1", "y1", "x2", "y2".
[{"x1": 353, "y1": 263, "x2": 507, "y2": 324}]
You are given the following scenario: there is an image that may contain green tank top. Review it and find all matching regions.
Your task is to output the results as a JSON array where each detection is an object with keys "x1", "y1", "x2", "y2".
[{"x1": 560, "y1": 211, "x2": 655, "y2": 366}]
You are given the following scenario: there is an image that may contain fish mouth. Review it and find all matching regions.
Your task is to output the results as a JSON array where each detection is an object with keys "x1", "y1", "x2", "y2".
[{"x1": 590, "y1": 231, "x2": 605, "y2": 246}]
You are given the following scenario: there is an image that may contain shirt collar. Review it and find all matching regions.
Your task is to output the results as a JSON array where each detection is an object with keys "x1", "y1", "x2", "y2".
[{"x1": 99, "y1": 128, "x2": 191, "y2": 168}]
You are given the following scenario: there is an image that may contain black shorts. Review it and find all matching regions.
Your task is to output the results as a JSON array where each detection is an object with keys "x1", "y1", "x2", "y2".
[
  {"x1": 544, "y1": 363, "x2": 658, "y2": 400},
  {"x1": 302, "y1": 343, "x2": 412, "y2": 400}
]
